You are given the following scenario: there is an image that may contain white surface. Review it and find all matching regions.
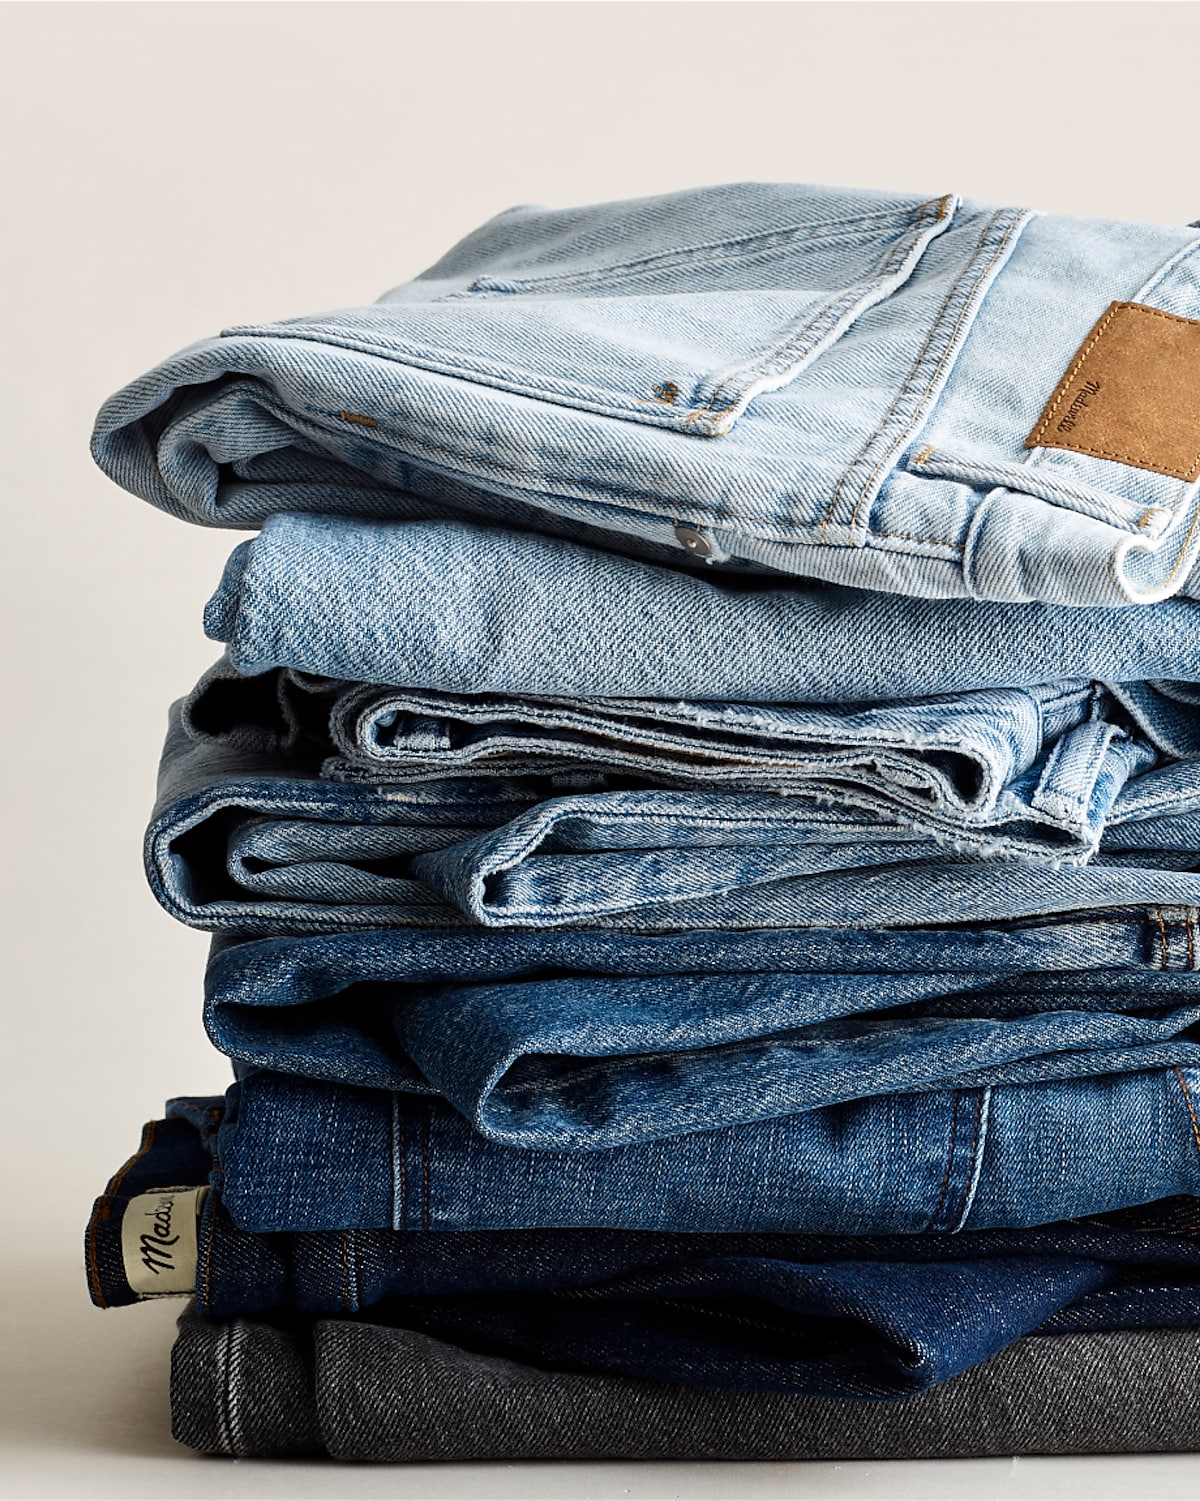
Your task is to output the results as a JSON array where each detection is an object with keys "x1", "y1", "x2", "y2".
[{"x1": 5, "y1": 2, "x2": 1200, "y2": 1494}]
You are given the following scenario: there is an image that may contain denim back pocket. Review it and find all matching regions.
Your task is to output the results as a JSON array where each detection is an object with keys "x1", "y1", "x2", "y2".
[{"x1": 227, "y1": 190, "x2": 962, "y2": 440}]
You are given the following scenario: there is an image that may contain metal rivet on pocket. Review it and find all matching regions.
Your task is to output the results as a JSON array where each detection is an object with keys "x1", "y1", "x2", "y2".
[{"x1": 674, "y1": 525, "x2": 712, "y2": 558}]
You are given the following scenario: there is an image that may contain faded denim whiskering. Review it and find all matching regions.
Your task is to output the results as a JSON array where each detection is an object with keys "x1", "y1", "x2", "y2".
[
  {"x1": 92, "y1": 183, "x2": 1200, "y2": 606},
  {"x1": 200, "y1": 914, "x2": 1200, "y2": 1151}
]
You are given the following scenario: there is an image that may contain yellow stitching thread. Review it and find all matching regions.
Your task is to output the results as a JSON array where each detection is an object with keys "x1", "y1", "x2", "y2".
[
  {"x1": 1175, "y1": 1067, "x2": 1200, "y2": 1164},
  {"x1": 681, "y1": 196, "x2": 946, "y2": 429},
  {"x1": 1031, "y1": 302, "x2": 1200, "y2": 476}
]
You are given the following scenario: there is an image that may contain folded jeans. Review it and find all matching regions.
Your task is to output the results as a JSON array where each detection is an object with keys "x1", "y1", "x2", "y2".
[{"x1": 93, "y1": 183, "x2": 1200, "y2": 607}]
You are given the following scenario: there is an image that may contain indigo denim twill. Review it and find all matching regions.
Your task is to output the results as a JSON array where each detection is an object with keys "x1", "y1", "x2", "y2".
[
  {"x1": 91, "y1": 183, "x2": 1200, "y2": 607},
  {"x1": 169, "y1": 1320, "x2": 1200, "y2": 1462},
  {"x1": 202, "y1": 916, "x2": 1200, "y2": 1152},
  {"x1": 152, "y1": 701, "x2": 1200, "y2": 934},
  {"x1": 178, "y1": 1066, "x2": 1200, "y2": 1234},
  {"x1": 200, "y1": 513, "x2": 1200, "y2": 703},
  {"x1": 88, "y1": 1111, "x2": 1200, "y2": 1401}
]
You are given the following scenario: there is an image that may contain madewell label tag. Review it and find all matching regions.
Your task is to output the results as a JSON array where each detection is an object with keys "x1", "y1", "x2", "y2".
[
  {"x1": 1026, "y1": 301, "x2": 1200, "y2": 481},
  {"x1": 120, "y1": 1186, "x2": 206, "y2": 1297}
]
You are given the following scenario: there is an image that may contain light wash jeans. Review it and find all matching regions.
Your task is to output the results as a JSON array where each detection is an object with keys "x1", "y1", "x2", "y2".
[
  {"x1": 198, "y1": 513, "x2": 1200, "y2": 703},
  {"x1": 185, "y1": 655, "x2": 1165, "y2": 867},
  {"x1": 148, "y1": 701, "x2": 1200, "y2": 934},
  {"x1": 93, "y1": 183, "x2": 1200, "y2": 606}
]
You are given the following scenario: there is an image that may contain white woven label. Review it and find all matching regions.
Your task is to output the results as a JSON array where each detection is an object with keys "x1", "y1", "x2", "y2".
[{"x1": 120, "y1": 1187, "x2": 206, "y2": 1297}]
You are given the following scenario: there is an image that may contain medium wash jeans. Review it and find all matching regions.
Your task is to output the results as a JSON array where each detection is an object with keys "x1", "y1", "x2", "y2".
[
  {"x1": 88, "y1": 1111, "x2": 1200, "y2": 1401},
  {"x1": 201, "y1": 916, "x2": 1200, "y2": 1151},
  {"x1": 176, "y1": 1066, "x2": 1200, "y2": 1234},
  {"x1": 169, "y1": 1321, "x2": 1200, "y2": 1461},
  {"x1": 152, "y1": 703, "x2": 1200, "y2": 933},
  {"x1": 184, "y1": 655, "x2": 1168, "y2": 866},
  {"x1": 92, "y1": 183, "x2": 1200, "y2": 607}
]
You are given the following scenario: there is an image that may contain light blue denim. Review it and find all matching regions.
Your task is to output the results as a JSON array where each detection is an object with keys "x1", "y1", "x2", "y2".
[
  {"x1": 92, "y1": 183, "x2": 1200, "y2": 606},
  {"x1": 187, "y1": 1064, "x2": 1200, "y2": 1233},
  {"x1": 185, "y1": 655, "x2": 1163, "y2": 865},
  {"x1": 200, "y1": 514, "x2": 1200, "y2": 705},
  {"x1": 204, "y1": 913, "x2": 1200, "y2": 1152},
  {"x1": 150, "y1": 702, "x2": 1200, "y2": 933},
  {"x1": 326, "y1": 684, "x2": 1160, "y2": 864}
]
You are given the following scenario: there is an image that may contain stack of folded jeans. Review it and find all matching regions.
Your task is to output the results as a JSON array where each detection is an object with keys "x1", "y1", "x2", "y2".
[{"x1": 85, "y1": 182, "x2": 1200, "y2": 1462}]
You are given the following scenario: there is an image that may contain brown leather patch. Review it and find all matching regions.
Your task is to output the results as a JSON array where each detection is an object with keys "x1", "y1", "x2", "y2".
[{"x1": 1026, "y1": 301, "x2": 1200, "y2": 482}]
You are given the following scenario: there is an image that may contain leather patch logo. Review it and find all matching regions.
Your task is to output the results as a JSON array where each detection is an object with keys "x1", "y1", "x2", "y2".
[{"x1": 1026, "y1": 301, "x2": 1200, "y2": 482}]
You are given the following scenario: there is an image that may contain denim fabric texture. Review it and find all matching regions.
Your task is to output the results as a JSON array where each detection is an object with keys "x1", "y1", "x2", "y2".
[
  {"x1": 89, "y1": 181, "x2": 1200, "y2": 1456},
  {"x1": 169, "y1": 1319, "x2": 1200, "y2": 1460},
  {"x1": 184, "y1": 658, "x2": 1172, "y2": 864},
  {"x1": 199, "y1": 515, "x2": 1200, "y2": 699},
  {"x1": 92, "y1": 184, "x2": 1200, "y2": 607},
  {"x1": 194, "y1": 915, "x2": 1200, "y2": 1151},
  {"x1": 154, "y1": 686, "x2": 1200, "y2": 933},
  {"x1": 89, "y1": 1112, "x2": 1200, "y2": 1400},
  {"x1": 159, "y1": 1066, "x2": 1200, "y2": 1235}
]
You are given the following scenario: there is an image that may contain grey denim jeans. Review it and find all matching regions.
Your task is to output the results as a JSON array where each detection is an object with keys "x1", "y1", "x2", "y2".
[{"x1": 171, "y1": 1316, "x2": 1200, "y2": 1461}]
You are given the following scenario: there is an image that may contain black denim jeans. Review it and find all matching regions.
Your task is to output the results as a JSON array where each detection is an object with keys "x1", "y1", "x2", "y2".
[{"x1": 171, "y1": 1317, "x2": 1200, "y2": 1461}]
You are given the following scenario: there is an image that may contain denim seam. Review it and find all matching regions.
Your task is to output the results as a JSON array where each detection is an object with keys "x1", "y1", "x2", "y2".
[
  {"x1": 1120, "y1": 490, "x2": 1200, "y2": 601},
  {"x1": 818, "y1": 207, "x2": 1023, "y2": 534},
  {"x1": 266, "y1": 207, "x2": 948, "y2": 433},
  {"x1": 843, "y1": 209, "x2": 1026, "y2": 534},
  {"x1": 951, "y1": 1086, "x2": 992, "y2": 1234},
  {"x1": 926, "y1": 1089, "x2": 962, "y2": 1231},
  {"x1": 907, "y1": 449, "x2": 1160, "y2": 533},
  {"x1": 200, "y1": 1192, "x2": 216, "y2": 1315},
  {"x1": 194, "y1": 1205, "x2": 215, "y2": 1317},
  {"x1": 215, "y1": 1322, "x2": 236, "y2": 1457},
  {"x1": 391, "y1": 1093, "x2": 408, "y2": 1233},
  {"x1": 312, "y1": 394, "x2": 977, "y2": 545},
  {"x1": 439, "y1": 200, "x2": 951, "y2": 295},
  {"x1": 1154, "y1": 909, "x2": 1170, "y2": 969},
  {"x1": 1174, "y1": 1069, "x2": 1200, "y2": 1169},
  {"x1": 689, "y1": 198, "x2": 947, "y2": 428}
]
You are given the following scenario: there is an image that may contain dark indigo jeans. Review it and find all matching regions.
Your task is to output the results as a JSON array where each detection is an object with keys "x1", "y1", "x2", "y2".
[{"x1": 89, "y1": 1110, "x2": 1200, "y2": 1401}]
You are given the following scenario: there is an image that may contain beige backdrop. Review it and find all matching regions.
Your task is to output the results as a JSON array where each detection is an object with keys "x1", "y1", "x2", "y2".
[{"x1": 3, "y1": 5, "x2": 1200, "y2": 1496}]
